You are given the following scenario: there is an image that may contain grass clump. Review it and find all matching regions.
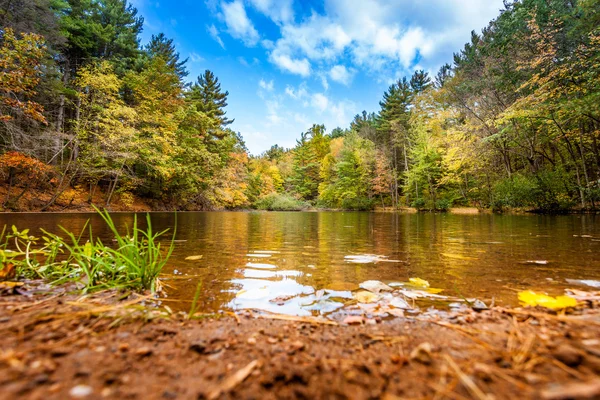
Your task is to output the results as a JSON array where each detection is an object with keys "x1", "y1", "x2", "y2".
[
  {"x1": 254, "y1": 193, "x2": 309, "y2": 211},
  {"x1": 0, "y1": 207, "x2": 175, "y2": 293}
]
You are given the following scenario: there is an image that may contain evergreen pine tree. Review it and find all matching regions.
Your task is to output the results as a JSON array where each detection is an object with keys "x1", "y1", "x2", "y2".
[
  {"x1": 146, "y1": 33, "x2": 188, "y2": 79},
  {"x1": 188, "y1": 70, "x2": 234, "y2": 128}
]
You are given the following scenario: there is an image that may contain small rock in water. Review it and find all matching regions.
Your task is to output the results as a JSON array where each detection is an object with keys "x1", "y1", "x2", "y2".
[
  {"x1": 69, "y1": 385, "x2": 93, "y2": 398},
  {"x1": 342, "y1": 316, "x2": 364, "y2": 325},
  {"x1": 470, "y1": 299, "x2": 489, "y2": 311},
  {"x1": 565, "y1": 279, "x2": 600, "y2": 288},
  {"x1": 359, "y1": 280, "x2": 393, "y2": 293}
]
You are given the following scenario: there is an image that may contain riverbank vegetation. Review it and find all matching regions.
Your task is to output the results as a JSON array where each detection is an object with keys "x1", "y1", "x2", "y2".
[
  {"x1": 0, "y1": 209, "x2": 174, "y2": 292},
  {"x1": 1, "y1": 0, "x2": 599, "y2": 213}
]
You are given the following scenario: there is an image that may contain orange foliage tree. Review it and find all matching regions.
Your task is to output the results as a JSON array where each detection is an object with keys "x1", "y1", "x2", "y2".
[{"x1": 0, "y1": 151, "x2": 55, "y2": 208}]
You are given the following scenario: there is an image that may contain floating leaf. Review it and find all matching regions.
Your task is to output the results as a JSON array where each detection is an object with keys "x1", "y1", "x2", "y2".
[
  {"x1": 409, "y1": 278, "x2": 430, "y2": 288},
  {"x1": 353, "y1": 290, "x2": 379, "y2": 303},
  {"x1": 389, "y1": 296, "x2": 411, "y2": 309},
  {"x1": 518, "y1": 290, "x2": 578, "y2": 310},
  {"x1": 185, "y1": 255, "x2": 203, "y2": 261}
]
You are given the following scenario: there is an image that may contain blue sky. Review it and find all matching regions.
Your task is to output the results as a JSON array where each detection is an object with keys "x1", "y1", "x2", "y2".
[{"x1": 130, "y1": 0, "x2": 505, "y2": 154}]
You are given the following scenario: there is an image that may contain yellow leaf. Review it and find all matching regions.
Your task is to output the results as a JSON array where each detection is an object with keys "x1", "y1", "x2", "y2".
[
  {"x1": 409, "y1": 278, "x2": 430, "y2": 288},
  {"x1": 185, "y1": 255, "x2": 203, "y2": 261},
  {"x1": 353, "y1": 291, "x2": 379, "y2": 303},
  {"x1": 518, "y1": 290, "x2": 578, "y2": 310}
]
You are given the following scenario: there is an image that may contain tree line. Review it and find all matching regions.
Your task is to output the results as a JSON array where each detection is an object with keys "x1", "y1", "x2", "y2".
[
  {"x1": 250, "y1": 0, "x2": 600, "y2": 212},
  {"x1": 1, "y1": 0, "x2": 599, "y2": 212},
  {"x1": 0, "y1": 0, "x2": 247, "y2": 210}
]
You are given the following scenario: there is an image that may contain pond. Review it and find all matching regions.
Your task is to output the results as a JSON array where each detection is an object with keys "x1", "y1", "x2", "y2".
[{"x1": 2, "y1": 211, "x2": 599, "y2": 316}]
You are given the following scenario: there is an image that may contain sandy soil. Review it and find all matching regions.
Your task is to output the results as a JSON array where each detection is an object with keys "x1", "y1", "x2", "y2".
[{"x1": 1, "y1": 285, "x2": 600, "y2": 400}]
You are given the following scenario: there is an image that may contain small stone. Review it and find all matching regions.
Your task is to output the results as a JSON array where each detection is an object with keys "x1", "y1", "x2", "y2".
[
  {"x1": 342, "y1": 316, "x2": 364, "y2": 325},
  {"x1": 410, "y1": 342, "x2": 433, "y2": 365},
  {"x1": 288, "y1": 341, "x2": 305, "y2": 354},
  {"x1": 267, "y1": 337, "x2": 278, "y2": 344},
  {"x1": 135, "y1": 347, "x2": 153, "y2": 357},
  {"x1": 50, "y1": 347, "x2": 70, "y2": 358},
  {"x1": 69, "y1": 384, "x2": 93, "y2": 398},
  {"x1": 247, "y1": 337, "x2": 257, "y2": 345},
  {"x1": 390, "y1": 354, "x2": 407, "y2": 365},
  {"x1": 118, "y1": 343, "x2": 129, "y2": 352}
]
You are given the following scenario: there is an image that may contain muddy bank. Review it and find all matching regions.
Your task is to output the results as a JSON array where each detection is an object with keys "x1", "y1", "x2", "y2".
[{"x1": 1, "y1": 287, "x2": 600, "y2": 400}]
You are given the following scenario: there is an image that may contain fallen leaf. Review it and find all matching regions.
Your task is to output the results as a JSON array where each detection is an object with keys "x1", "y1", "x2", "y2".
[
  {"x1": 518, "y1": 290, "x2": 578, "y2": 310},
  {"x1": 185, "y1": 255, "x2": 203, "y2": 261},
  {"x1": 409, "y1": 278, "x2": 430, "y2": 288},
  {"x1": 353, "y1": 291, "x2": 379, "y2": 303},
  {"x1": 389, "y1": 296, "x2": 412, "y2": 309},
  {"x1": 0, "y1": 263, "x2": 16, "y2": 281}
]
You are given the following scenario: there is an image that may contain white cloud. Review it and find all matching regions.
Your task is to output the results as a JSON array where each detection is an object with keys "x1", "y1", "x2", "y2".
[
  {"x1": 329, "y1": 65, "x2": 353, "y2": 85},
  {"x1": 221, "y1": 0, "x2": 259, "y2": 46},
  {"x1": 311, "y1": 93, "x2": 329, "y2": 112},
  {"x1": 269, "y1": 52, "x2": 311, "y2": 76},
  {"x1": 247, "y1": 0, "x2": 294, "y2": 24},
  {"x1": 207, "y1": 24, "x2": 225, "y2": 49},
  {"x1": 320, "y1": 74, "x2": 329, "y2": 90},
  {"x1": 260, "y1": 0, "x2": 504, "y2": 79},
  {"x1": 259, "y1": 79, "x2": 274, "y2": 91},
  {"x1": 190, "y1": 52, "x2": 204, "y2": 63},
  {"x1": 285, "y1": 84, "x2": 308, "y2": 100}
]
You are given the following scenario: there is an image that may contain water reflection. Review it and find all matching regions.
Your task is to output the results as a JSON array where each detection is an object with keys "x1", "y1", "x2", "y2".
[{"x1": 0, "y1": 211, "x2": 599, "y2": 316}]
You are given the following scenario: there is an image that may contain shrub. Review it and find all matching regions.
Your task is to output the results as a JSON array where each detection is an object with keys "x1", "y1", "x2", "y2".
[
  {"x1": 254, "y1": 193, "x2": 309, "y2": 211},
  {"x1": 341, "y1": 196, "x2": 374, "y2": 211},
  {"x1": 435, "y1": 198, "x2": 451, "y2": 212},
  {"x1": 411, "y1": 198, "x2": 426, "y2": 211}
]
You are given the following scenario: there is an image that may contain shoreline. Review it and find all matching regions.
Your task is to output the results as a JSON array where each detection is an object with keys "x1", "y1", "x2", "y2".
[
  {"x1": 1, "y1": 284, "x2": 600, "y2": 399},
  {"x1": 0, "y1": 206, "x2": 599, "y2": 215}
]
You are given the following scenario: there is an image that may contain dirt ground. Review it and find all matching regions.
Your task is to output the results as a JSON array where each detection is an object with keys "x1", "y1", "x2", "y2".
[{"x1": 1, "y1": 286, "x2": 600, "y2": 400}]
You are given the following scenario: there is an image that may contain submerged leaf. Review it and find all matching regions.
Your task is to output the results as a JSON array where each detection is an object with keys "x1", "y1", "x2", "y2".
[
  {"x1": 409, "y1": 278, "x2": 430, "y2": 288},
  {"x1": 518, "y1": 290, "x2": 578, "y2": 310},
  {"x1": 185, "y1": 255, "x2": 203, "y2": 261}
]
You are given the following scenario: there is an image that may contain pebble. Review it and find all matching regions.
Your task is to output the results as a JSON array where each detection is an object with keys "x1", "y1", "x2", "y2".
[
  {"x1": 342, "y1": 316, "x2": 364, "y2": 325},
  {"x1": 135, "y1": 347, "x2": 153, "y2": 357},
  {"x1": 69, "y1": 385, "x2": 93, "y2": 398},
  {"x1": 247, "y1": 337, "x2": 257, "y2": 345}
]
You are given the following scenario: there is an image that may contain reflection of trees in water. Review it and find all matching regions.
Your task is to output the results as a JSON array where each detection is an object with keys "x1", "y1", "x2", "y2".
[{"x1": 1, "y1": 212, "x2": 599, "y2": 310}]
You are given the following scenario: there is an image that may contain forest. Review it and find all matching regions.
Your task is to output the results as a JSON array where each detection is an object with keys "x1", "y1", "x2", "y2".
[{"x1": 1, "y1": 0, "x2": 599, "y2": 212}]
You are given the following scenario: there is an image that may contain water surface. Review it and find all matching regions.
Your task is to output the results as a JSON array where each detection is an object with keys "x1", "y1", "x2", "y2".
[{"x1": 2, "y1": 211, "x2": 599, "y2": 315}]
